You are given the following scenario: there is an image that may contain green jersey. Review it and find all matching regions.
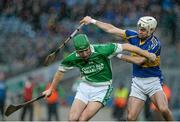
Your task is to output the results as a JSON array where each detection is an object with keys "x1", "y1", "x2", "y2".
[{"x1": 59, "y1": 43, "x2": 123, "y2": 85}]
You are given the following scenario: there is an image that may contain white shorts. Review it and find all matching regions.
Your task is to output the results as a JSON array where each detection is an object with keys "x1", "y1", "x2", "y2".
[
  {"x1": 129, "y1": 77, "x2": 163, "y2": 101},
  {"x1": 75, "y1": 82, "x2": 113, "y2": 106}
]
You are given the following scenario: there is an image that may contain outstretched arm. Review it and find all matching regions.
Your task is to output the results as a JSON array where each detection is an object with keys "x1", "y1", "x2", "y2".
[
  {"x1": 117, "y1": 54, "x2": 147, "y2": 65},
  {"x1": 80, "y1": 16, "x2": 126, "y2": 38},
  {"x1": 121, "y1": 43, "x2": 156, "y2": 61},
  {"x1": 43, "y1": 70, "x2": 64, "y2": 98}
]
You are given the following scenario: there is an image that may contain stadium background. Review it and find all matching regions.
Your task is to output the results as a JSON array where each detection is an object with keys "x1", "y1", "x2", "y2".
[{"x1": 0, "y1": 0, "x2": 180, "y2": 121}]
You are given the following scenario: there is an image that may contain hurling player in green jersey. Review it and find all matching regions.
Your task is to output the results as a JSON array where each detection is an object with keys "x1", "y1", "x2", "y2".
[{"x1": 43, "y1": 34, "x2": 156, "y2": 121}]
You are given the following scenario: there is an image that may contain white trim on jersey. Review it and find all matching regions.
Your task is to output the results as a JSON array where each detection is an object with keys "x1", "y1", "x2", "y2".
[
  {"x1": 58, "y1": 65, "x2": 74, "y2": 72},
  {"x1": 108, "y1": 43, "x2": 123, "y2": 58}
]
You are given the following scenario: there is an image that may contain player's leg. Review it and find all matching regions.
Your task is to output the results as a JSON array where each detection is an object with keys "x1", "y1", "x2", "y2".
[
  {"x1": 68, "y1": 99, "x2": 87, "y2": 121},
  {"x1": 78, "y1": 83, "x2": 112, "y2": 121},
  {"x1": 127, "y1": 96, "x2": 145, "y2": 120},
  {"x1": 147, "y1": 77, "x2": 174, "y2": 121},
  {"x1": 127, "y1": 77, "x2": 147, "y2": 120},
  {"x1": 79, "y1": 101, "x2": 103, "y2": 121},
  {"x1": 69, "y1": 82, "x2": 90, "y2": 121},
  {"x1": 150, "y1": 90, "x2": 173, "y2": 121}
]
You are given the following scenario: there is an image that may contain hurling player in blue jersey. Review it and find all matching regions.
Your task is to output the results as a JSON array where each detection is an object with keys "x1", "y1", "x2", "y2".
[{"x1": 80, "y1": 16, "x2": 173, "y2": 121}]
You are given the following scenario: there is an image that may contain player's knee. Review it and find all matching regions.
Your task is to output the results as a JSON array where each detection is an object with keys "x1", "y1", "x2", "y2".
[
  {"x1": 79, "y1": 115, "x2": 88, "y2": 121},
  {"x1": 127, "y1": 114, "x2": 137, "y2": 121},
  {"x1": 127, "y1": 111, "x2": 137, "y2": 121},
  {"x1": 158, "y1": 105, "x2": 170, "y2": 114},
  {"x1": 79, "y1": 112, "x2": 90, "y2": 121}
]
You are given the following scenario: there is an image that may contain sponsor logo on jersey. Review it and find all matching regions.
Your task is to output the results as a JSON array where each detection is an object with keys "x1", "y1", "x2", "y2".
[{"x1": 82, "y1": 63, "x2": 104, "y2": 74}]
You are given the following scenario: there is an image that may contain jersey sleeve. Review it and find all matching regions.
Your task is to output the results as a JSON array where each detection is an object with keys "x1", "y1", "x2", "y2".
[
  {"x1": 95, "y1": 43, "x2": 122, "y2": 58},
  {"x1": 107, "y1": 43, "x2": 123, "y2": 58},
  {"x1": 58, "y1": 65, "x2": 73, "y2": 72},
  {"x1": 114, "y1": 43, "x2": 123, "y2": 53},
  {"x1": 58, "y1": 56, "x2": 75, "y2": 72},
  {"x1": 148, "y1": 37, "x2": 161, "y2": 56},
  {"x1": 124, "y1": 30, "x2": 138, "y2": 45}
]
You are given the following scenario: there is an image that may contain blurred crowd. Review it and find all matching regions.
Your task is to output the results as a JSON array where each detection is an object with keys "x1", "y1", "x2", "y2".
[{"x1": 0, "y1": 0, "x2": 180, "y2": 77}]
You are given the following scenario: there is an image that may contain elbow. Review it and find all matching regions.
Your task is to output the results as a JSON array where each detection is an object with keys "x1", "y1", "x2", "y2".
[
  {"x1": 106, "y1": 30, "x2": 112, "y2": 33},
  {"x1": 106, "y1": 29, "x2": 113, "y2": 34}
]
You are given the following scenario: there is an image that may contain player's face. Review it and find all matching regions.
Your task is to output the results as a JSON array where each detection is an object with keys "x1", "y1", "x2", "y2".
[
  {"x1": 138, "y1": 27, "x2": 149, "y2": 40},
  {"x1": 77, "y1": 47, "x2": 91, "y2": 60}
]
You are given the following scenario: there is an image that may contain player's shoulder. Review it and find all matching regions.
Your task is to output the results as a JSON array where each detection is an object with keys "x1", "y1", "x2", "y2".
[
  {"x1": 126, "y1": 29, "x2": 137, "y2": 34},
  {"x1": 93, "y1": 43, "x2": 115, "y2": 51},
  {"x1": 62, "y1": 51, "x2": 79, "y2": 63},
  {"x1": 125, "y1": 29, "x2": 138, "y2": 39}
]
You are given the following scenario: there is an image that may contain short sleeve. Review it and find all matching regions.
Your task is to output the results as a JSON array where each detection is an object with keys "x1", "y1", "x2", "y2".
[
  {"x1": 94, "y1": 43, "x2": 117, "y2": 57},
  {"x1": 114, "y1": 43, "x2": 123, "y2": 53},
  {"x1": 58, "y1": 65, "x2": 73, "y2": 72},
  {"x1": 125, "y1": 30, "x2": 138, "y2": 44},
  {"x1": 58, "y1": 56, "x2": 75, "y2": 72},
  {"x1": 148, "y1": 37, "x2": 161, "y2": 56}
]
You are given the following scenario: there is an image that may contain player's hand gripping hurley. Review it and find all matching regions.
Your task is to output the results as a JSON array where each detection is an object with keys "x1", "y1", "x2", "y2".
[
  {"x1": 44, "y1": 23, "x2": 84, "y2": 66},
  {"x1": 5, "y1": 94, "x2": 45, "y2": 116}
]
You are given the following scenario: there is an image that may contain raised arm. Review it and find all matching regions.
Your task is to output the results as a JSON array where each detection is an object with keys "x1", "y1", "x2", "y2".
[
  {"x1": 43, "y1": 70, "x2": 64, "y2": 98},
  {"x1": 80, "y1": 16, "x2": 126, "y2": 38},
  {"x1": 121, "y1": 43, "x2": 156, "y2": 61}
]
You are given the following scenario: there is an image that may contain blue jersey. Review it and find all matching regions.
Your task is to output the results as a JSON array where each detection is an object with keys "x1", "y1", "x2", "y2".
[{"x1": 124, "y1": 30, "x2": 163, "y2": 82}]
